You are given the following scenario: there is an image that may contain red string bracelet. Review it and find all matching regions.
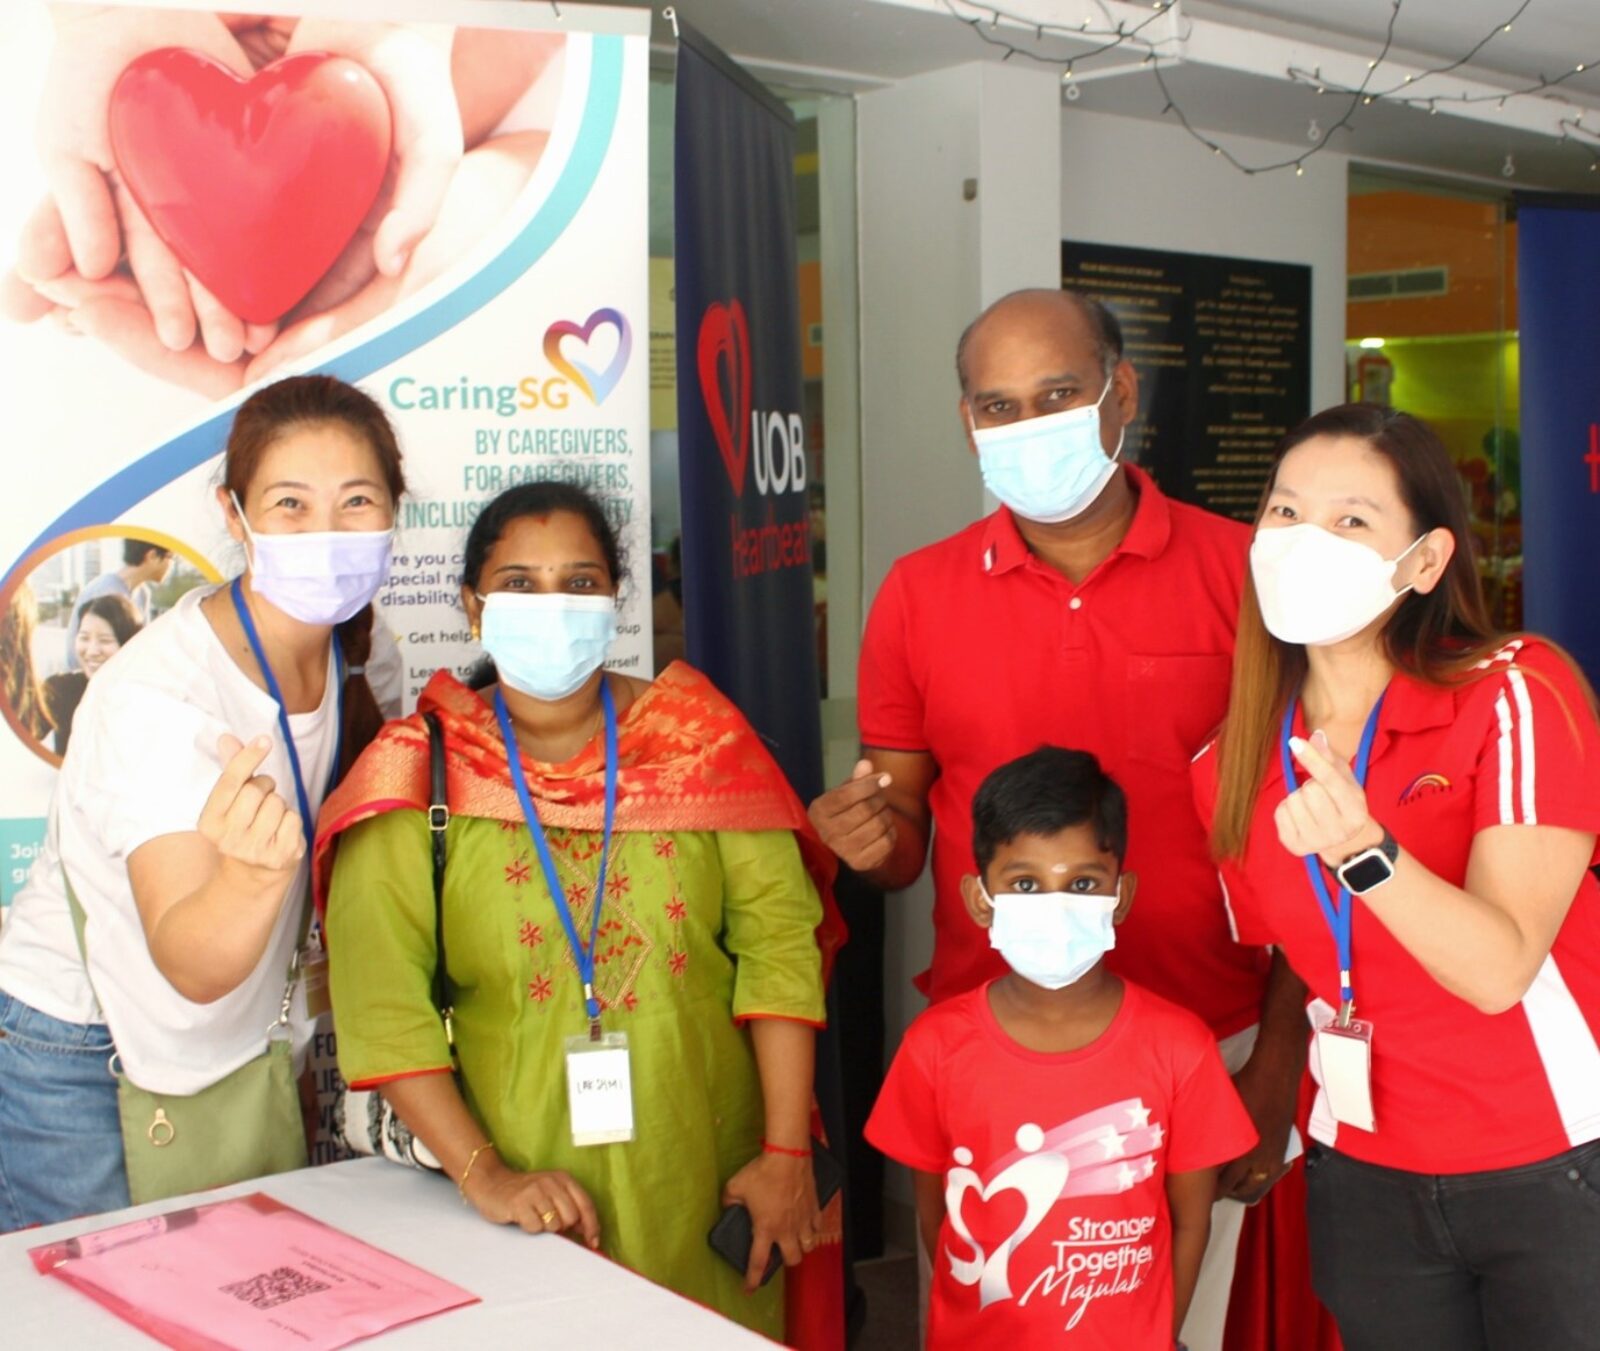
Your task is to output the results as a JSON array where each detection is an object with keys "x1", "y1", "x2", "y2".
[{"x1": 762, "y1": 1139, "x2": 812, "y2": 1158}]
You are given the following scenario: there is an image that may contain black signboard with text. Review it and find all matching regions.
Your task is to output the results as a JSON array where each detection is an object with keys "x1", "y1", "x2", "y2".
[{"x1": 1062, "y1": 240, "x2": 1312, "y2": 521}]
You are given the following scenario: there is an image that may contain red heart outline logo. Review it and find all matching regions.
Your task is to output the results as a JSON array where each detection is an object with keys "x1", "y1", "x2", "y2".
[
  {"x1": 108, "y1": 47, "x2": 392, "y2": 324},
  {"x1": 696, "y1": 299, "x2": 752, "y2": 496}
]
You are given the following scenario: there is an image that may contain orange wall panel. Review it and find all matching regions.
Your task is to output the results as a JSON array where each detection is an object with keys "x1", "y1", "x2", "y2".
[{"x1": 1347, "y1": 191, "x2": 1517, "y2": 338}]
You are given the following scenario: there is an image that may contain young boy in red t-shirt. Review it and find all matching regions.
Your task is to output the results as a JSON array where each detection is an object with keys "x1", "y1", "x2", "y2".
[{"x1": 867, "y1": 747, "x2": 1257, "y2": 1350}]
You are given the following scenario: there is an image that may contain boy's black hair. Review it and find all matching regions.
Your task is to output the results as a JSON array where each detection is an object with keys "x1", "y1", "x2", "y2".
[
  {"x1": 122, "y1": 539, "x2": 170, "y2": 567},
  {"x1": 971, "y1": 746, "x2": 1128, "y2": 873}
]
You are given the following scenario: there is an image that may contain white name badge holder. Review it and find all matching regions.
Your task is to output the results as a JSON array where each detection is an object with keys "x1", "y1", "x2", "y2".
[
  {"x1": 497, "y1": 681, "x2": 635, "y2": 1148},
  {"x1": 1282, "y1": 695, "x2": 1382, "y2": 1133}
]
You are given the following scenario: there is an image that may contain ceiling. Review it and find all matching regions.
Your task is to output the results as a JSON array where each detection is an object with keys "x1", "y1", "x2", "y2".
[{"x1": 629, "y1": 0, "x2": 1600, "y2": 189}]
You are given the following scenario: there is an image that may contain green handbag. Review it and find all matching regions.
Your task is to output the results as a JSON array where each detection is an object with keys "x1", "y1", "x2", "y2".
[{"x1": 65, "y1": 873, "x2": 309, "y2": 1204}]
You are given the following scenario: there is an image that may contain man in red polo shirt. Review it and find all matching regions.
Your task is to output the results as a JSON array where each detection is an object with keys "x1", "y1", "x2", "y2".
[{"x1": 811, "y1": 289, "x2": 1313, "y2": 1349}]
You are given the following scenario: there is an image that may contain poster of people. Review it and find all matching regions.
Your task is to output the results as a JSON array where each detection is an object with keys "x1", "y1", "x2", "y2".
[{"x1": 0, "y1": 0, "x2": 651, "y2": 925}]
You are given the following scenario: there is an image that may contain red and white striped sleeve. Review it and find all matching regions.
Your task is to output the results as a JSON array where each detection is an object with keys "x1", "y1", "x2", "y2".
[{"x1": 1471, "y1": 641, "x2": 1600, "y2": 848}]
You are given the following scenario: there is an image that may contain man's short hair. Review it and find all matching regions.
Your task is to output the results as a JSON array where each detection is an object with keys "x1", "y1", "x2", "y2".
[
  {"x1": 971, "y1": 746, "x2": 1129, "y2": 873},
  {"x1": 123, "y1": 540, "x2": 171, "y2": 567},
  {"x1": 955, "y1": 289, "x2": 1125, "y2": 392}
]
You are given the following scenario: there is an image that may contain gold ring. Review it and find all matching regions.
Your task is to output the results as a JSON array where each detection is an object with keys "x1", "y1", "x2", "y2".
[
  {"x1": 540, "y1": 1208, "x2": 560, "y2": 1227},
  {"x1": 800, "y1": 1235, "x2": 817, "y2": 1251},
  {"x1": 1250, "y1": 1169, "x2": 1271, "y2": 1182}
]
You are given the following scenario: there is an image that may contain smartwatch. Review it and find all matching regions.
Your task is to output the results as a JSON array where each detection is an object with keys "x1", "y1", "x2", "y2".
[{"x1": 1335, "y1": 828, "x2": 1399, "y2": 895}]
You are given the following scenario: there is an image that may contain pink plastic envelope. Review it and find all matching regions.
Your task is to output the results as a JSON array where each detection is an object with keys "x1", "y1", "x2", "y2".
[{"x1": 30, "y1": 1192, "x2": 478, "y2": 1350}]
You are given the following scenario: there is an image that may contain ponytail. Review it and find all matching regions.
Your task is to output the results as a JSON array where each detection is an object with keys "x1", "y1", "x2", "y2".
[{"x1": 336, "y1": 605, "x2": 385, "y2": 777}]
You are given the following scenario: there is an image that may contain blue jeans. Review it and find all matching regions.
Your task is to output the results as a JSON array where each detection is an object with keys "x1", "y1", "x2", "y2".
[{"x1": 0, "y1": 991, "x2": 129, "y2": 1232}]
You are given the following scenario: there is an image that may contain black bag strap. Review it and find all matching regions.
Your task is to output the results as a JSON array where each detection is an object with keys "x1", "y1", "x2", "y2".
[{"x1": 423, "y1": 712, "x2": 455, "y2": 1056}]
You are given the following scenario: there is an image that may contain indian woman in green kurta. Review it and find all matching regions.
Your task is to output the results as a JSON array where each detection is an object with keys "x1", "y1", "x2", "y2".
[{"x1": 314, "y1": 485, "x2": 845, "y2": 1345}]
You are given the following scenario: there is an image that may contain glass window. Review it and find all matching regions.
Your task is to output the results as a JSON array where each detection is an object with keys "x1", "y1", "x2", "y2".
[{"x1": 1346, "y1": 171, "x2": 1520, "y2": 628}]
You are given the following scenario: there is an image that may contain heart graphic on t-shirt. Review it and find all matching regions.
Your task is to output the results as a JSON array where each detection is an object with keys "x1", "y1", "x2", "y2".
[
  {"x1": 956, "y1": 1187, "x2": 1027, "y2": 1258},
  {"x1": 944, "y1": 1146, "x2": 1070, "y2": 1309},
  {"x1": 696, "y1": 299, "x2": 752, "y2": 496},
  {"x1": 108, "y1": 47, "x2": 392, "y2": 324}
]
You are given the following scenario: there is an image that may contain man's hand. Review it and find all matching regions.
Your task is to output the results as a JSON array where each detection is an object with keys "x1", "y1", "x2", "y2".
[
  {"x1": 1216, "y1": 1047, "x2": 1298, "y2": 1204},
  {"x1": 808, "y1": 759, "x2": 898, "y2": 872}
]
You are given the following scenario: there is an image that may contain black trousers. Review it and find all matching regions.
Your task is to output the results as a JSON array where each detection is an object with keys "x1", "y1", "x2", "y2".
[{"x1": 1306, "y1": 1140, "x2": 1600, "y2": 1350}]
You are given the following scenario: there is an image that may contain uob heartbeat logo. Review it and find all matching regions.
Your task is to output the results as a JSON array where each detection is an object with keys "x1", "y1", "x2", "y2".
[{"x1": 697, "y1": 298, "x2": 812, "y2": 579}]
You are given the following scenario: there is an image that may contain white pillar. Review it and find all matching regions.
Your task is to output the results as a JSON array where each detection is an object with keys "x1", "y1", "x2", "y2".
[{"x1": 857, "y1": 61, "x2": 1062, "y2": 605}]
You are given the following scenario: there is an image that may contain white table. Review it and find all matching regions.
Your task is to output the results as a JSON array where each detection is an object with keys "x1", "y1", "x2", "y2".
[{"x1": 0, "y1": 1157, "x2": 775, "y2": 1349}]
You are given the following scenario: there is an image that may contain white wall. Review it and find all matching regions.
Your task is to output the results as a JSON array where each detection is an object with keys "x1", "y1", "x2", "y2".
[
  {"x1": 1060, "y1": 108, "x2": 1348, "y2": 413},
  {"x1": 856, "y1": 62, "x2": 1062, "y2": 606}
]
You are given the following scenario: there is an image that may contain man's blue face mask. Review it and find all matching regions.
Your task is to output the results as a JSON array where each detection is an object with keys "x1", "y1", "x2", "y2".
[{"x1": 969, "y1": 370, "x2": 1124, "y2": 524}]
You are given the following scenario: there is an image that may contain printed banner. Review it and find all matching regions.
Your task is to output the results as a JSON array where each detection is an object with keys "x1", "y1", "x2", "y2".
[
  {"x1": 0, "y1": 0, "x2": 649, "y2": 1159},
  {"x1": 672, "y1": 27, "x2": 823, "y2": 802},
  {"x1": 1515, "y1": 194, "x2": 1600, "y2": 682}
]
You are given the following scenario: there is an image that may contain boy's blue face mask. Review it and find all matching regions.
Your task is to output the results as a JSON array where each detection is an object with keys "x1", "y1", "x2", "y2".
[
  {"x1": 985, "y1": 883, "x2": 1119, "y2": 990},
  {"x1": 969, "y1": 371, "x2": 1124, "y2": 524}
]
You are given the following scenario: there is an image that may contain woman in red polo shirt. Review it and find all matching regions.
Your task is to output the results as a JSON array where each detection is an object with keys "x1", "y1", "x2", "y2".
[{"x1": 1192, "y1": 403, "x2": 1600, "y2": 1351}]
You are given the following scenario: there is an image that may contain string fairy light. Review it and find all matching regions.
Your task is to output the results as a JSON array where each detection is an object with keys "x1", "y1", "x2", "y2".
[{"x1": 940, "y1": 0, "x2": 1600, "y2": 178}]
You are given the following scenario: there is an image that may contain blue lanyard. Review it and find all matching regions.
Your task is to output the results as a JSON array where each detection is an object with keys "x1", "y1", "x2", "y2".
[
  {"x1": 1279, "y1": 691, "x2": 1386, "y2": 1018},
  {"x1": 495, "y1": 679, "x2": 618, "y2": 1037},
  {"x1": 230, "y1": 578, "x2": 344, "y2": 842}
]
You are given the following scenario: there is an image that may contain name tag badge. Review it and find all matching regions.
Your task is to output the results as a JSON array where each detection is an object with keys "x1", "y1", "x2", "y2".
[
  {"x1": 564, "y1": 1031, "x2": 634, "y2": 1146},
  {"x1": 302, "y1": 950, "x2": 331, "y2": 1020},
  {"x1": 1316, "y1": 1017, "x2": 1377, "y2": 1133}
]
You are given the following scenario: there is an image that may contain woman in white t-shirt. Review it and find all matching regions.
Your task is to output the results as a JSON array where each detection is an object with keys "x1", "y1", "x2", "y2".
[{"x1": 0, "y1": 375, "x2": 405, "y2": 1231}]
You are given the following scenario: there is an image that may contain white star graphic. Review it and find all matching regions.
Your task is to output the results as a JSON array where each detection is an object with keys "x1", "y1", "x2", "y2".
[
  {"x1": 1125, "y1": 1103, "x2": 1152, "y2": 1130},
  {"x1": 1099, "y1": 1129, "x2": 1128, "y2": 1159},
  {"x1": 1140, "y1": 1157, "x2": 1158, "y2": 1180},
  {"x1": 1148, "y1": 1123, "x2": 1165, "y2": 1149},
  {"x1": 1116, "y1": 1163, "x2": 1139, "y2": 1191}
]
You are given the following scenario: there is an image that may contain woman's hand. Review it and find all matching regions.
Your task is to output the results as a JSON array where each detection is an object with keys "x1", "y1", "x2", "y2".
[
  {"x1": 284, "y1": 18, "x2": 462, "y2": 278},
  {"x1": 721, "y1": 1150, "x2": 820, "y2": 1292},
  {"x1": 463, "y1": 1154, "x2": 601, "y2": 1247},
  {"x1": 198, "y1": 735, "x2": 305, "y2": 880},
  {"x1": 1276, "y1": 730, "x2": 1385, "y2": 869}
]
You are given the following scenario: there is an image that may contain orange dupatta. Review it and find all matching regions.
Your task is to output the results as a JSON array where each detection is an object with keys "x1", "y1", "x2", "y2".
[{"x1": 313, "y1": 662, "x2": 847, "y2": 1350}]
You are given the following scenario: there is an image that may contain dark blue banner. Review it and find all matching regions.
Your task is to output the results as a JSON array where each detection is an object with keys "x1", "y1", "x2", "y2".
[
  {"x1": 673, "y1": 29, "x2": 823, "y2": 801},
  {"x1": 1517, "y1": 195, "x2": 1600, "y2": 681}
]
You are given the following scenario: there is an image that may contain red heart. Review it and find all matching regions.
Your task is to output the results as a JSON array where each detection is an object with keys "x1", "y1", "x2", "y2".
[
  {"x1": 109, "y1": 48, "x2": 392, "y2": 325},
  {"x1": 696, "y1": 300, "x2": 752, "y2": 496},
  {"x1": 957, "y1": 1186, "x2": 1027, "y2": 1259}
]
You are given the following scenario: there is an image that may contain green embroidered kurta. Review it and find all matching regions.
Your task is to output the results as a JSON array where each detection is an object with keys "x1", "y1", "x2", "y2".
[{"x1": 327, "y1": 809, "x2": 825, "y2": 1338}]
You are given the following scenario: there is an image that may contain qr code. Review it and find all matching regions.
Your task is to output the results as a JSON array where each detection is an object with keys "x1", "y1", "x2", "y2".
[{"x1": 221, "y1": 1265, "x2": 330, "y2": 1311}]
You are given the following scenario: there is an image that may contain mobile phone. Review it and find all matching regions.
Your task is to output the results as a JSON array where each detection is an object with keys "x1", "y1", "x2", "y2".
[{"x1": 707, "y1": 1140, "x2": 845, "y2": 1286}]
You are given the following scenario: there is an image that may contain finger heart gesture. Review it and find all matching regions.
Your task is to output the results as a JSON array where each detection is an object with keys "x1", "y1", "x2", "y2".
[
  {"x1": 1274, "y1": 730, "x2": 1378, "y2": 868},
  {"x1": 198, "y1": 734, "x2": 305, "y2": 876}
]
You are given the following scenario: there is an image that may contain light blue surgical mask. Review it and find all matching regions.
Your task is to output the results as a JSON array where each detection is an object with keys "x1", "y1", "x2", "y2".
[
  {"x1": 985, "y1": 885, "x2": 1119, "y2": 989},
  {"x1": 970, "y1": 371, "x2": 1125, "y2": 524},
  {"x1": 476, "y1": 592, "x2": 617, "y2": 702}
]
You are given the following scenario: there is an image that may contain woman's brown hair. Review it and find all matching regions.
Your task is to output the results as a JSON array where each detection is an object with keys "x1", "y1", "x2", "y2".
[
  {"x1": 223, "y1": 375, "x2": 406, "y2": 775},
  {"x1": 1210, "y1": 403, "x2": 1502, "y2": 859},
  {"x1": 1, "y1": 581, "x2": 52, "y2": 740}
]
